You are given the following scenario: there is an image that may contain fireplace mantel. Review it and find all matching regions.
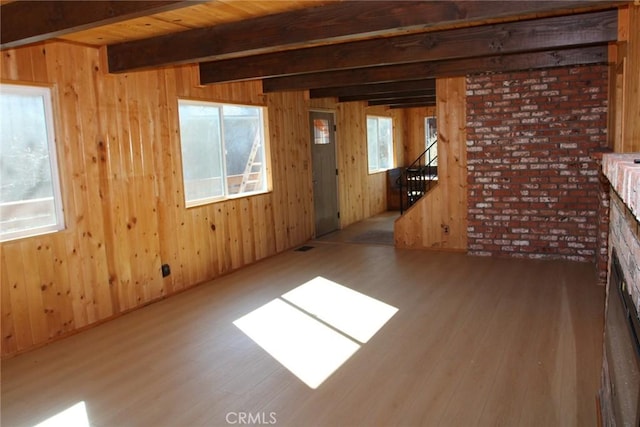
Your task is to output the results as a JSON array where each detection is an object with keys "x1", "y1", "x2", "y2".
[{"x1": 603, "y1": 153, "x2": 640, "y2": 222}]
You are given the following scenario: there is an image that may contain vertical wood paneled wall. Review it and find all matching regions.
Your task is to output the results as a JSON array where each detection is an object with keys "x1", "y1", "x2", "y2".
[
  {"x1": 611, "y1": 4, "x2": 640, "y2": 152},
  {"x1": 403, "y1": 106, "x2": 436, "y2": 165},
  {"x1": 0, "y1": 43, "x2": 302, "y2": 356},
  {"x1": 0, "y1": 42, "x2": 404, "y2": 357},
  {"x1": 308, "y1": 98, "x2": 405, "y2": 228},
  {"x1": 394, "y1": 77, "x2": 468, "y2": 251}
]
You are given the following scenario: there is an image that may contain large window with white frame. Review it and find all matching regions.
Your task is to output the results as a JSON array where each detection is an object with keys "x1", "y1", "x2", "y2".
[
  {"x1": 177, "y1": 99, "x2": 269, "y2": 207},
  {"x1": 366, "y1": 115, "x2": 394, "y2": 174},
  {"x1": 0, "y1": 83, "x2": 65, "y2": 242}
]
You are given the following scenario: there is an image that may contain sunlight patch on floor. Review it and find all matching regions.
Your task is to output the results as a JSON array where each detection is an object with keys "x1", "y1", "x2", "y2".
[
  {"x1": 281, "y1": 276, "x2": 398, "y2": 343},
  {"x1": 33, "y1": 401, "x2": 90, "y2": 427},
  {"x1": 233, "y1": 276, "x2": 398, "y2": 389}
]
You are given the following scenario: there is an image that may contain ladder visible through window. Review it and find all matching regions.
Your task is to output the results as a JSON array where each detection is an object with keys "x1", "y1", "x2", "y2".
[{"x1": 239, "y1": 132, "x2": 263, "y2": 193}]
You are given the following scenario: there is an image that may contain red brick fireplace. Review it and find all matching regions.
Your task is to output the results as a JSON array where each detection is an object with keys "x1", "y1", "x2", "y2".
[{"x1": 599, "y1": 153, "x2": 640, "y2": 425}]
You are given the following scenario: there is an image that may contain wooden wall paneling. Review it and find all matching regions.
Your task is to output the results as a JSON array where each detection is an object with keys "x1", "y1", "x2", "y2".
[
  {"x1": 202, "y1": 205, "x2": 220, "y2": 281},
  {"x1": 50, "y1": 235, "x2": 74, "y2": 334},
  {"x1": 61, "y1": 233, "x2": 86, "y2": 330},
  {"x1": 19, "y1": 239, "x2": 49, "y2": 344},
  {"x1": 227, "y1": 201, "x2": 244, "y2": 270},
  {"x1": 265, "y1": 90, "x2": 314, "y2": 247},
  {"x1": 254, "y1": 194, "x2": 275, "y2": 260},
  {"x1": 265, "y1": 92, "x2": 287, "y2": 251},
  {"x1": 11, "y1": 45, "x2": 35, "y2": 81},
  {"x1": 395, "y1": 77, "x2": 468, "y2": 251},
  {"x1": 108, "y1": 74, "x2": 136, "y2": 311},
  {"x1": 2, "y1": 243, "x2": 33, "y2": 351},
  {"x1": 1, "y1": 248, "x2": 17, "y2": 354},
  {"x1": 251, "y1": 196, "x2": 266, "y2": 260},
  {"x1": 122, "y1": 77, "x2": 148, "y2": 306},
  {"x1": 335, "y1": 101, "x2": 366, "y2": 227},
  {"x1": 34, "y1": 236, "x2": 64, "y2": 339},
  {"x1": 155, "y1": 67, "x2": 186, "y2": 293},
  {"x1": 403, "y1": 107, "x2": 437, "y2": 165},
  {"x1": 1, "y1": 50, "x2": 18, "y2": 80},
  {"x1": 240, "y1": 198, "x2": 256, "y2": 266},
  {"x1": 29, "y1": 46, "x2": 48, "y2": 83},
  {"x1": 611, "y1": 4, "x2": 640, "y2": 153},
  {"x1": 212, "y1": 204, "x2": 231, "y2": 276},
  {"x1": 441, "y1": 77, "x2": 468, "y2": 250},
  {"x1": 295, "y1": 89, "x2": 313, "y2": 244},
  {"x1": 622, "y1": 4, "x2": 640, "y2": 151},
  {"x1": 133, "y1": 72, "x2": 164, "y2": 302},
  {"x1": 193, "y1": 206, "x2": 210, "y2": 283},
  {"x1": 1, "y1": 41, "x2": 374, "y2": 357},
  {"x1": 367, "y1": 172, "x2": 386, "y2": 216},
  {"x1": 282, "y1": 93, "x2": 298, "y2": 246},
  {"x1": 199, "y1": 206, "x2": 216, "y2": 282},
  {"x1": 54, "y1": 44, "x2": 112, "y2": 322}
]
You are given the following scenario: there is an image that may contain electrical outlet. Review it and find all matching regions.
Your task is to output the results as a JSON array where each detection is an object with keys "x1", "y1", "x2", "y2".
[{"x1": 161, "y1": 264, "x2": 171, "y2": 277}]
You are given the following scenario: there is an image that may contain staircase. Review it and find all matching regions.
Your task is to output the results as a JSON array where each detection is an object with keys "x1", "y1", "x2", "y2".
[{"x1": 397, "y1": 139, "x2": 438, "y2": 213}]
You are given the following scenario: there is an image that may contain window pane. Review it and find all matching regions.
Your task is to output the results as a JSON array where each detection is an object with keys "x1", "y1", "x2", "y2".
[
  {"x1": 178, "y1": 102, "x2": 224, "y2": 203},
  {"x1": 222, "y1": 105, "x2": 265, "y2": 196},
  {"x1": 367, "y1": 116, "x2": 393, "y2": 173},
  {"x1": 377, "y1": 117, "x2": 392, "y2": 171},
  {"x1": 178, "y1": 100, "x2": 268, "y2": 206},
  {"x1": 313, "y1": 119, "x2": 330, "y2": 145},
  {"x1": 425, "y1": 116, "x2": 438, "y2": 166},
  {"x1": 0, "y1": 84, "x2": 63, "y2": 241},
  {"x1": 367, "y1": 117, "x2": 379, "y2": 172}
]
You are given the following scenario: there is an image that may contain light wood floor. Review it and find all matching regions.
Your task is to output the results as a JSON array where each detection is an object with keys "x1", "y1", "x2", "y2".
[
  {"x1": 1, "y1": 223, "x2": 604, "y2": 426},
  {"x1": 316, "y1": 211, "x2": 398, "y2": 245}
]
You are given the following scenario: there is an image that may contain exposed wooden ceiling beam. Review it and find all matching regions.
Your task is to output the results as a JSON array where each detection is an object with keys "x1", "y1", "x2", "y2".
[
  {"x1": 368, "y1": 96, "x2": 437, "y2": 107},
  {"x1": 310, "y1": 79, "x2": 436, "y2": 99},
  {"x1": 0, "y1": 1, "x2": 199, "y2": 50},
  {"x1": 200, "y1": 9, "x2": 616, "y2": 85},
  {"x1": 262, "y1": 45, "x2": 609, "y2": 93},
  {"x1": 107, "y1": 1, "x2": 615, "y2": 73},
  {"x1": 339, "y1": 89, "x2": 436, "y2": 103},
  {"x1": 389, "y1": 102, "x2": 437, "y2": 109}
]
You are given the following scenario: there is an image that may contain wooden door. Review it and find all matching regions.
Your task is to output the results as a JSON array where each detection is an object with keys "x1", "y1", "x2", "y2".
[{"x1": 309, "y1": 111, "x2": 339, "y2": 236}]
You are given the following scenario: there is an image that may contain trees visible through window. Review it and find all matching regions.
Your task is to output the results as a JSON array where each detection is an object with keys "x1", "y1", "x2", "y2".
[
  {"x1": 425, "y1": 116, "x2": 438, "y2": 166},
  {"x1": 0, "y1": 83, "x2": 65, "y2": 242},
  {"x1": 177, "y1": 100, "x2": 268, "y2": 207},
  {"x1": 366, "y1": 116, "x2": 393, "y2": 174}
]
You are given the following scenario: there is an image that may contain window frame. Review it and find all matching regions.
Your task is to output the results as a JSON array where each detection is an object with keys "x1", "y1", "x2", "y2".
[
  {"x1": 366, "y1": 115, "x2": 394, "y2": 174},
  {"x1": 177, "y1": 98, "x2": 270, "y2": 208},
  {"x1": 0, "y1": 82, "x2": 65, "y2": 242}
]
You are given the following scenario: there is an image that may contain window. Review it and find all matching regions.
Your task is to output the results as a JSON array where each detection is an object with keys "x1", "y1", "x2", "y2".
[
  {"x1": 366, "y1": 116, "x2": 393, "y2": 174},
  {"x1": 177, "y1": 100, "x2": 268, "y2": 207},
  {"x1": 0, "y1": 83, "x2": 64, "y2": 242},
  {"x1": 425, "y1": 116, "x2": 438, "y2": 166}
]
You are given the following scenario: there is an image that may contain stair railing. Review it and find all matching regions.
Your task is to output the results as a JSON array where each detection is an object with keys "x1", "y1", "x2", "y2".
[{"x1": 398, "y1": 139, "x2": 438, "y2": 213}]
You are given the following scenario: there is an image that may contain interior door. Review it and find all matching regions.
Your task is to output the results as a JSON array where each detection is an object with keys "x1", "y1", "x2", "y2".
[{"x1": 310, "y1": 111, "x2": 339, "y2": 236}]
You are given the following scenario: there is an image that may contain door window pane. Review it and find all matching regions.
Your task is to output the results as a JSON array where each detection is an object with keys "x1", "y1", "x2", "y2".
[{"x1": 313, "y1": 119, "x2": 330, "y2": 145}]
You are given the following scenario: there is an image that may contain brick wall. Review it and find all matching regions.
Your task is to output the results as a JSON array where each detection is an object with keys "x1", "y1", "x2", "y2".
[{"x1": 466, "y1": 65, "x2": 609, "y2": 268}]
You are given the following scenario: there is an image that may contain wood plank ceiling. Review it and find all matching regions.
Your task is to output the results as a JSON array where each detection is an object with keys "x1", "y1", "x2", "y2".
[{"x1": 0, "y1": 0, "x2": 624, "y2": 108}]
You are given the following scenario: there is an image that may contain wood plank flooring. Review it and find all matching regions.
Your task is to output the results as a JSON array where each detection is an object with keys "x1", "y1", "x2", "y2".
[{"x1": 1, "y1": 234, "x2": 604, "y2": 426}]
